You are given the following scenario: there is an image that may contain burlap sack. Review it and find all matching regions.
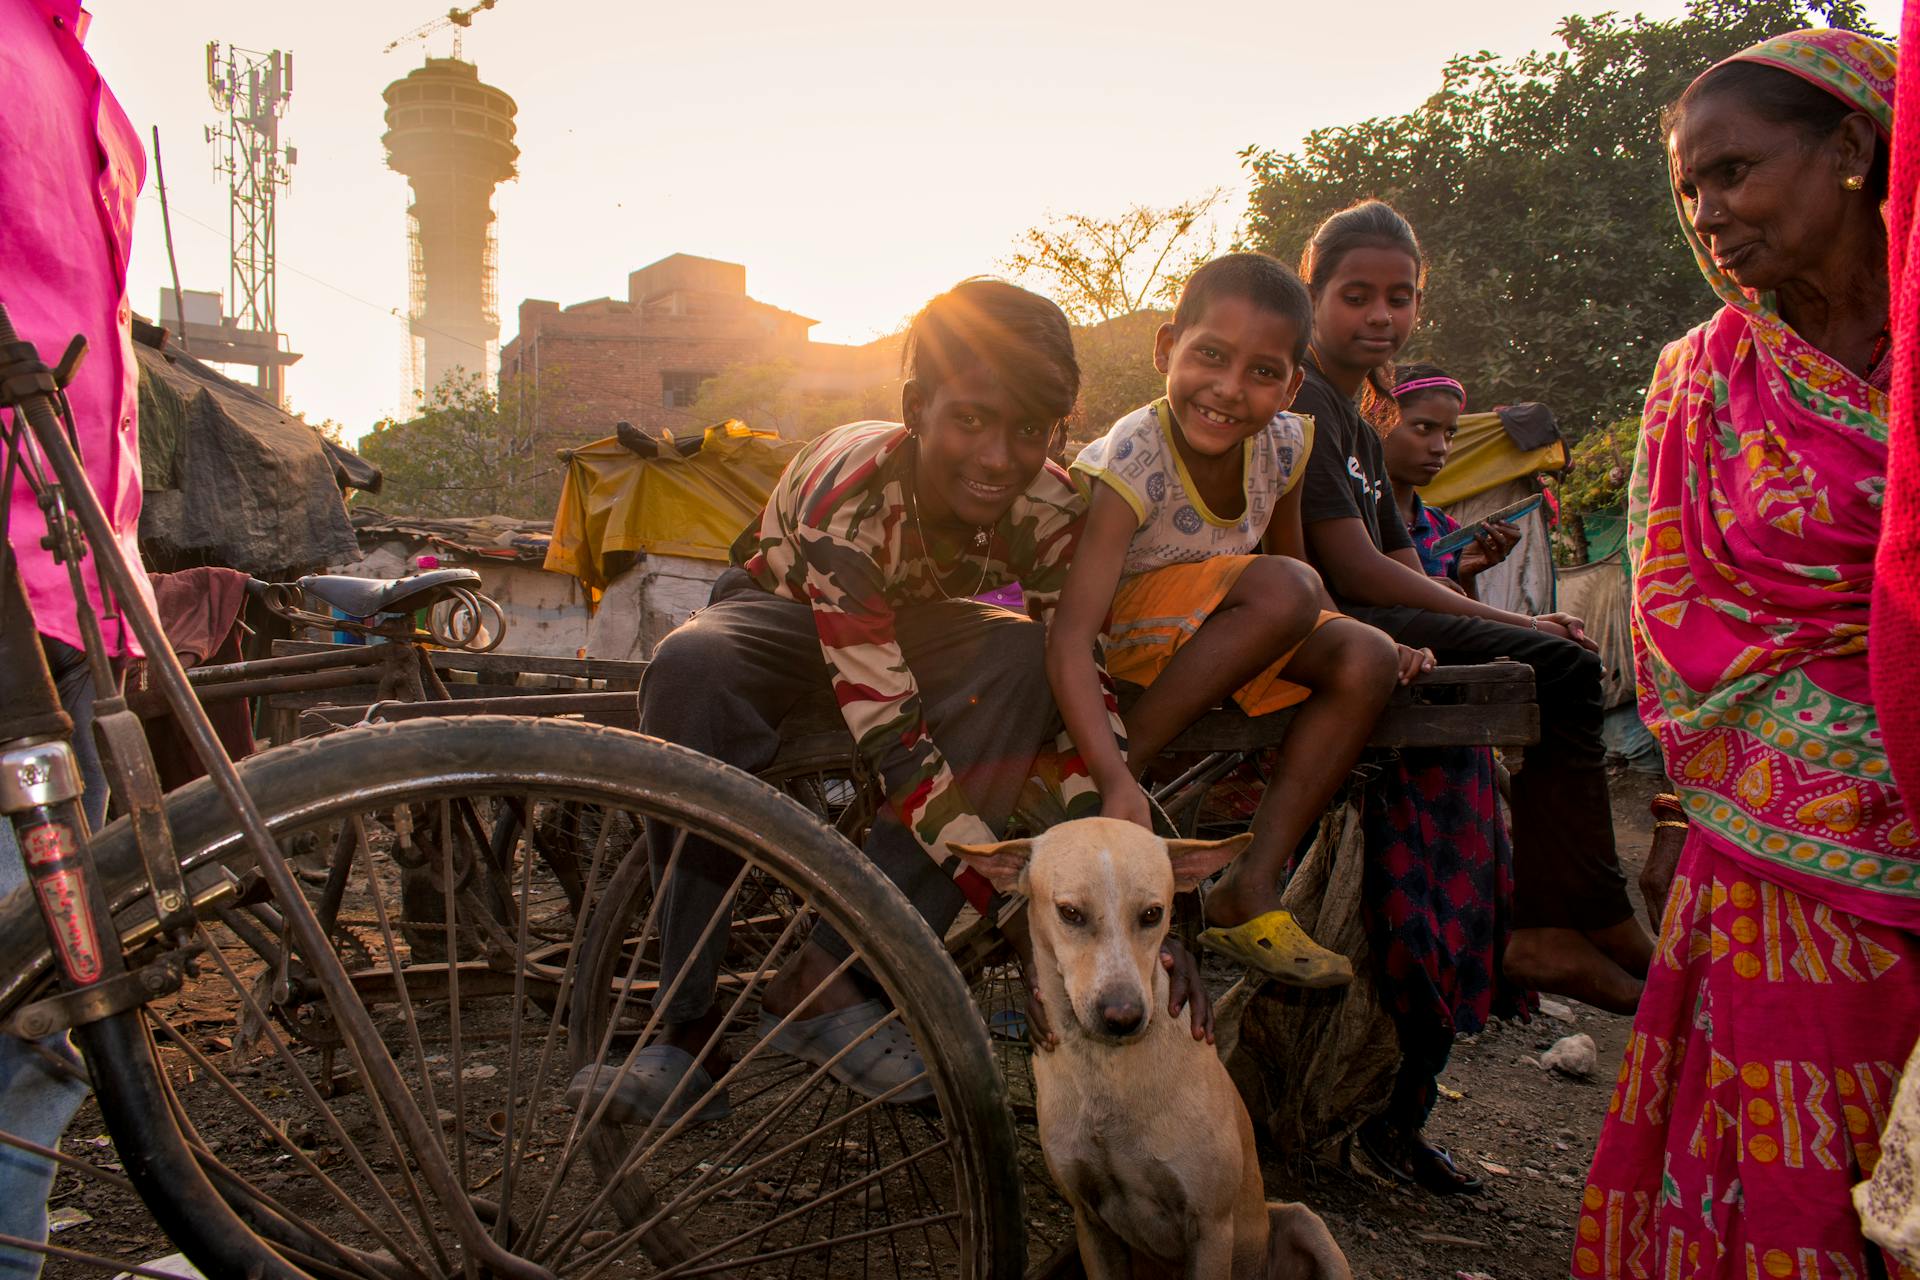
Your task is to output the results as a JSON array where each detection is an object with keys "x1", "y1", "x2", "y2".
[{"x1": 1218, "y1": 793, "x2": 1399, "y2": 1159}]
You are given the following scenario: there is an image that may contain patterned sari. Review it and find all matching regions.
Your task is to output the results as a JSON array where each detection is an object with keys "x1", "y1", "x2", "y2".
[{"x1": 1576, "y1": 30, "x2": 1919, "y2": 1280}]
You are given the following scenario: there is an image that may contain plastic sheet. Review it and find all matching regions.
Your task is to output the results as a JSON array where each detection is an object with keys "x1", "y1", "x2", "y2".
[
  {"x1": 134, "y1": 340, "x2": 366, "y2": 575},
  {"x1": 1418, "y1": 408, "x2": 1567, "y2": 508},
  {"x1": 544, "y1": 421, "x2": 801, "y2": 592}
]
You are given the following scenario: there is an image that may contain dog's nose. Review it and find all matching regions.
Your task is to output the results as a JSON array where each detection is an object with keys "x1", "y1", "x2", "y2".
[{"x1": 1098, "y1": 998, "x2": 1144, "y2": 1038}]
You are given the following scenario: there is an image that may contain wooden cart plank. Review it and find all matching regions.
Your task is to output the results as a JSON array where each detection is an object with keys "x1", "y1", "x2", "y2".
[{"x1": 766, "y1": 663, "x2": 1538, "y2": 772}]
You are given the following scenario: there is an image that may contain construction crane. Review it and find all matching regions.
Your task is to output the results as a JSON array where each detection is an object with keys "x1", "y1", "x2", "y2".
[{"x1": 382, "y1": 0, "x2": 501, "y2": 58}]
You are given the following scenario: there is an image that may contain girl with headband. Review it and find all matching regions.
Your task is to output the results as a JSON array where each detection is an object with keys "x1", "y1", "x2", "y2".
[{"x1": 1342, "y1": 361, "x2": 1532, "y2": 1195}]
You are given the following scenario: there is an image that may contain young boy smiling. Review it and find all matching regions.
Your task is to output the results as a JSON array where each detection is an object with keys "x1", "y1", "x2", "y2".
[{"x1": 1048, "y1": 253, "x2": 1428, "y2": 985}]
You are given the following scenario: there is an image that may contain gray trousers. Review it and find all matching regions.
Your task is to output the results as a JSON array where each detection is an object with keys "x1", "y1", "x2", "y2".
[
  {"x1": 640, "y1": 568, "x2": 1056, "y2": 1024},
  {"x1": 0, "y1": 639, "x2": 104, "y2": 1279}
]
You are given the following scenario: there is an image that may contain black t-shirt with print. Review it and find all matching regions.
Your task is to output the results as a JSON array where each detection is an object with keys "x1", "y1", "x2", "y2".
[{"x1": 1294, "y1": 364, "x2": 1414, "y2": 567}]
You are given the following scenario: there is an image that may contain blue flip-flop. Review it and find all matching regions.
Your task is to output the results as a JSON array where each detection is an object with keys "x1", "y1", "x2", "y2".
[
  {"x1": 758, "y1": 999, "x2": 935, "y2": 1105},
  {"x1": 565, "y1": 1044, "x2": 733, "y2": 1128}
]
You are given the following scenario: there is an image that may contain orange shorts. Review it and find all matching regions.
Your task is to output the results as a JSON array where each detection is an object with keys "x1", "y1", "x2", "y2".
[{"x1": 1103, "y1": 556, "x2": 1337, "y2": 718}]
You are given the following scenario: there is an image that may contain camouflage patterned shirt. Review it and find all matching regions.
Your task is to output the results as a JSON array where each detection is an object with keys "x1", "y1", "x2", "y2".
[{"x1": 734, "y1": 421, "x2": 1113, "y2": 921}]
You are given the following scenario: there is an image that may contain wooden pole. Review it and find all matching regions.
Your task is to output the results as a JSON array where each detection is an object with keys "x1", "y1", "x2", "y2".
[{"x1": 150, "y1": 126, "x2": 190, "y2": 356}]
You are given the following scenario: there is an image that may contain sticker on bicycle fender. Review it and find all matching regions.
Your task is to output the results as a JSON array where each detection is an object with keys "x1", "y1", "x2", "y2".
[{"x1": 19, "y1": 821, "x2": 103, "y2": 985}]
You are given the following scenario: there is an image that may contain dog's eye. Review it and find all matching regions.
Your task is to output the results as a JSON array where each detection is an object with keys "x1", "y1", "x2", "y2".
[
  {"x1": 1138, "y1": 905, "x2": 1164, "y2": 928},
  {"x1": 1056, "y1": 903, "x2": 1085, "y2": 927}
]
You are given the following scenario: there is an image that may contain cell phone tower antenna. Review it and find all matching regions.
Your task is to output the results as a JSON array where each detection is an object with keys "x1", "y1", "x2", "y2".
[{"x1": 204, "y1": 41, "x2": 301, "y2": 406}]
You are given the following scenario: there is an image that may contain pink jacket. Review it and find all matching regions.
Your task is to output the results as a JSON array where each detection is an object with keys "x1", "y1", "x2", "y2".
[{"x1": 1, "y1": 0, "x2": 153, "y2": 656}]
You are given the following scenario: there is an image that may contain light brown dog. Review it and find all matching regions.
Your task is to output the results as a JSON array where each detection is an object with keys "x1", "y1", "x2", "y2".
[{"x1": 954, "y1": 818, "x2": 1351, "y2": 1280}]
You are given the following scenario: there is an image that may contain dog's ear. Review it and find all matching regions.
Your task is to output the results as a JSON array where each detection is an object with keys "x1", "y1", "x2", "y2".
[
  {"x1": 947, "y1": 838, "x2": 1034, "y2": 894},
  {"x1": 1165, "y1": 833, "x2": 1253, "y2": 892}
]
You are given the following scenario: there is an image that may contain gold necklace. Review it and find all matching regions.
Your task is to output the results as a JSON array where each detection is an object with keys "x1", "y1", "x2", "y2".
[{"x1": 908, "y1": 448, "x2": 991, "y2": 602}]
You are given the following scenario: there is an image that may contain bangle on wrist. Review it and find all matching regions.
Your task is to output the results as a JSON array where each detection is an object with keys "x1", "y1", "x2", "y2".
[
  {"x1": 1650, "y1": 791, "x2": 1686, "y2": 820},
  {"x1": 1654, "y1": 819, "x2": 1690, "y2": 832}
]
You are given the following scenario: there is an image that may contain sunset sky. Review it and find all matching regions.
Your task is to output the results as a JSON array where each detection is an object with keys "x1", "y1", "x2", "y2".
[{"x1": 85, "y1": 0, "x2": 1900, "y2": 444}]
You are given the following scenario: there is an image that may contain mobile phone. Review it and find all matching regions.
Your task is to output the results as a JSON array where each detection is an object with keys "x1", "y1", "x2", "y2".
[{"x1": 1429, "y1": 494, "x2": 1544, "y2": 555}]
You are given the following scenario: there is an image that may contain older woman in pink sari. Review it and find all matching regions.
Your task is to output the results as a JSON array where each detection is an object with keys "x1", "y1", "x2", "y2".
[{"x1": 1574, "y1": 28, "x2": 1919, "y2": 1280}]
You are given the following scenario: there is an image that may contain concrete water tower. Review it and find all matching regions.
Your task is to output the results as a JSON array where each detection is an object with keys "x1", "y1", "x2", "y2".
[{"x1": 381, "y1": 58, "x2": 517, "y2": 400}]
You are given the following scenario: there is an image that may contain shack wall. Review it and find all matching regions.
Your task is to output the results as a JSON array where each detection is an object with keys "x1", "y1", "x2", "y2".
[
  {"x1": 1443, "y1": 480, "x2": 1557, "y2": 616},
  {"x1": 585, "y1": 555, "x2": 726, "y2": 661}
]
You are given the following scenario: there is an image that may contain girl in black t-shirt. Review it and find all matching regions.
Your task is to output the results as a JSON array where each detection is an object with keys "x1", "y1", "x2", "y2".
[{"x1": 1290, "y1": 200, "x2": 1655, "y2": 1186}]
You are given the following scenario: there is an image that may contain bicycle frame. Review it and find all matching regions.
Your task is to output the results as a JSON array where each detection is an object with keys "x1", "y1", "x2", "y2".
[{"x1": 0, "y1": 304, "x2": 556, "y2": 1280}]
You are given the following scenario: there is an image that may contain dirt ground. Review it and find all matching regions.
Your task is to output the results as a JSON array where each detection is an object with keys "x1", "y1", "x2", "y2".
[{"x1": 1261, "y1": 766, "x2": 1663, "y2": 1280}]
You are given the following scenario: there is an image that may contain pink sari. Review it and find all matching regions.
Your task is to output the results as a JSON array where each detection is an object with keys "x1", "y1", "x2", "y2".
[
  {"x1": 1631, "y1": 305, "x2": 1915, "y2": 929},
  {"x1": 1577, "y1": 30, "x2": 1918, "y2": 1280}
]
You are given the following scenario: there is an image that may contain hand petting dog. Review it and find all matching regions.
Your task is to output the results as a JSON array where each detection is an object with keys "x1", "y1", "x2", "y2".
[{"x1": 1018, "y1": 930, "x2": 1216, "y2": 1052}]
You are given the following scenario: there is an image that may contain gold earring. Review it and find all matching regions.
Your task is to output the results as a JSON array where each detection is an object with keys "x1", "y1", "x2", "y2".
[{"x1": 1844, "y1": 174, "x2": 1866, "y2": 191}]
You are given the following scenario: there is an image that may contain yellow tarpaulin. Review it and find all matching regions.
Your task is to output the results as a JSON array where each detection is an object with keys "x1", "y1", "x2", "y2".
[
  {"x1": 545, "y1": 421, "x2": 801, "y2": 592},
  {"x1": 1417, "y1": 410, "x2": 1567, "y2": 508}
]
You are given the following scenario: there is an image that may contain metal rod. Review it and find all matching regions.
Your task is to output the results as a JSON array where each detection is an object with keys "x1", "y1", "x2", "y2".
[
  {"x1": 185, "y1": 644, "x2": 388, "y2": 685},
  {"x1": 129, "y1": 665, "x2": 379, "y2": 718},
  {"x1": 0, "y1": 1126, "x2": 132, "y2": 1194},
  {"x1": 183, "y1": 665, "x2": 378, "y2": 701},
  {"x1": 367, "y1": 692, "x2": 637, "y2": 720}
]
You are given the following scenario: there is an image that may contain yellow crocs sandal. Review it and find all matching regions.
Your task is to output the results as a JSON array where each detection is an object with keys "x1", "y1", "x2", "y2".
[{"x1": 1198, "y1": 910, "x2": 1354, "y2": 988}]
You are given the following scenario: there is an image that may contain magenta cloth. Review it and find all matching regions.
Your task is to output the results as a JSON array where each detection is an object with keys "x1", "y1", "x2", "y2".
[
  {"x1": 1575, "y1": 837, "x2": 1920, "y2": 1280},
  {"x1": 1877, "y1": 0, "x2": 1920, "y2": 809},
  {"x1": 0, "y1": 0, "x2": 152, "y2": 657},
  {"x1": 973, "y1": 582, "x2": 1025, "y2": 610},
  {"x1": 1389, "y1": 375, "x2": 1466, "y2": 401}
]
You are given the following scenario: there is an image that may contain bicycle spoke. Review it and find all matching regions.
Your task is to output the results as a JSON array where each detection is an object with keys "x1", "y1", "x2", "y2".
[
  {"x1": 0, "y1": 1129, "x2": 130, "y2": 1196},
  {"x1": 571, "y1": 974, "x2": 938, "y2": 1275},
  {"x1": 521, "y1": 825, "x2": 693, "y2": 1257},
  {"x1": 498, "y1": 799, "x2": 631, "y2": 1255},
  {"x1": 492, "y1": 801, "x2": 536, "y2": 1250},
  {"x1": 190, "y1": 919, "x2": 445, "y2": 1272},
  {"x1": 886, "y1": 1100, "x2": 955, "y2": 1259},
  {"x1": 0, "y1": 1230, "x2": 258, "y2": 1279},
  {"x1": 438, "y1": 799, "x2": 471, "y2": 1196},
  {"x1": 532, "y1": 845, "x2": 755, "y2": 1261},
  {"x1": 353, "y1": 816, "x2": 443, "y2": 1109},
  {"x1": 634, "y1": 1143, "x2": 957, "y2": 1280},
  {"x1": 147, "y1": 1008, "x2": 427, "y2": 1276}
]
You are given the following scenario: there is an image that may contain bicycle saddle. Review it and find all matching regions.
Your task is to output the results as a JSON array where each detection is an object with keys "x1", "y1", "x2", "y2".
[{"x1": 297, "y1": 568, "x2": 483, "y2": 618}]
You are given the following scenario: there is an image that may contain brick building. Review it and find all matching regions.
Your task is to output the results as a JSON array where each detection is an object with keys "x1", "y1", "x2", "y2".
[{"x1": 499, "y1": 253, "x2": 894, "y2": 458}]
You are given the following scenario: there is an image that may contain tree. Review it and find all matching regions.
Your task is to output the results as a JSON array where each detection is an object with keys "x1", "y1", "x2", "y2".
[
  {"x1": 1241, "y1": 0, "x2": 1876, "y2": 444},
  {"x1": 1070, "y1": 311, "x2": 1173, "y2": 445},
  {"x1": 1004, "y1": 191, "x2": 1225, "y2": 326},
  {"x1": 355, "y1": 372, "x2": 556, "y2": 519},
  {"x1": 1003, "y1": 194, "x2": 1224, "y2": 441},
  {"x1": 681, "y1": 356, "x2": 903, "y2": 442},
  {"x1": 299, "y1": 414, "x2": 348, "y2": 446}
]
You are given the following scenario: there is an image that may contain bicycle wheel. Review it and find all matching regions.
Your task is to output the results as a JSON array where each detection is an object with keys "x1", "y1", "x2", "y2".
[
  {"x1": 756, "y1": 746, "x2": 1079, "y2": 1276},
  {"x1": 7, "y1": 716, "x2": 1020, "y2": 1278}
]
